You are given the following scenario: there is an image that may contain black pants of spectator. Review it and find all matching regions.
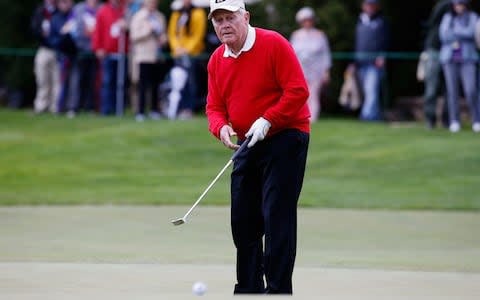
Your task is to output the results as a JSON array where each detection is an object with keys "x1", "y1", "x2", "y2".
[
  {"x1": 138, "y1": 62, "x2": 165, "y2": 115},
  {"x1": 231, "y1": 129, "x2": 309, "y2": 295},
  {"x1": 57, "y1": 56, "x2": 72, "y2": 113},
  {"x1": 68, "y1": 55, "x2": 97, "y2": 112}
]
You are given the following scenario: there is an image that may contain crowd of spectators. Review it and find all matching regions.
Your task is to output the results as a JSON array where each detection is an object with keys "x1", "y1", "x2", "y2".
[
  {"x1": 31, "y1": 0, "x2": 212, "y2": 121},
  {"x1": 29, "y1": 0, "x2": 480, "y2": 132},
  {"x1": 416, "y1": 0, "x2": 480, "y2": 132}
]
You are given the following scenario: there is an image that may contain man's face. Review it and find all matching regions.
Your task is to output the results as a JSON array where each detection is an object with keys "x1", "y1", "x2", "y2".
[
  {"x1": 57, "y1": 0, "x2": 73, "y2": 12},
  {"x1": 87, "y1": 0, "x2": 98, "y2": 7},
  {"x1": 211, "y1": 9, "x2": 249, "y2": 48},
  {"x1": 453, "y1": 3, "x2": 467, "y2": 14},
  {"x1": 145, "y1": 0, "x2": 158, "y2": 11},
  {"x1": 300, "y1": 18, "x2": 314, "y2": 29},
  {"x1": 362, "y1": 3, "x2": 379, "y2": 16}
]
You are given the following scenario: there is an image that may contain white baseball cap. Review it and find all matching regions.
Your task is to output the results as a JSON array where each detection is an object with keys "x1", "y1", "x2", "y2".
[
  {"x1": 295, "y1": 7, "x2": 315, "y2": 23},
  {"x1": 208, "y1": 0, "x2": 246, "y2": 20}
]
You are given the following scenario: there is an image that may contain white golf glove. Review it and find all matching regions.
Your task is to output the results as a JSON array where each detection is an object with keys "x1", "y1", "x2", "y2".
[{"x1": 246, "y1": 117, "x2": 271, "y2": 148}]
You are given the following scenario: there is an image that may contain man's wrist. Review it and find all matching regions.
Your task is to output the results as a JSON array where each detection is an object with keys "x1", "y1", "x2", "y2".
[
  {"x1": 218, "y1": 124, "x2": 229, "y2": 138},
  {"x1": 261, "y1": 117, "x2": 272, "y2": 132}
]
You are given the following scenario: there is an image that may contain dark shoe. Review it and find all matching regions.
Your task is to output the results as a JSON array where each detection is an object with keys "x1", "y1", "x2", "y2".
[{"x1": 426, "y1": 116, "x2": 436, "y2": 129}]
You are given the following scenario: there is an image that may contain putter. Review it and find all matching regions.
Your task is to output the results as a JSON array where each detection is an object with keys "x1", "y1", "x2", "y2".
[{"x1": 171, "y1": 136, "x2": 251, "y2": 226}]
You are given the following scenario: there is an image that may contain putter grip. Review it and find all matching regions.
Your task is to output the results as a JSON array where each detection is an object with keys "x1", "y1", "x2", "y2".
[{"x1": 231, "y1": 136, "x2": 251, "y2": 161}]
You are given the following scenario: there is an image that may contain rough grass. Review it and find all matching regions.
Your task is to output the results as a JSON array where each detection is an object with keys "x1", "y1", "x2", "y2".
[{"x1": 0, "y1": 109, "x2": 479, "y2": 210}]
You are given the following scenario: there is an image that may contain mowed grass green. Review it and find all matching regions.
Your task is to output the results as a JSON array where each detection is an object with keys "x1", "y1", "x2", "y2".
[
  {"x1": 1, "y1": 206, "x2": 480, "y2": 272},
  {"x1": 0, "y1": 109, "x2": 479, "y2": 209}
]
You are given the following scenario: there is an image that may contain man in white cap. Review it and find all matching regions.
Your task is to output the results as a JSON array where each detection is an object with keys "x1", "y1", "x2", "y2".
[{"x1": 206, "y1": 0, "x2": 310, "y2": 295}]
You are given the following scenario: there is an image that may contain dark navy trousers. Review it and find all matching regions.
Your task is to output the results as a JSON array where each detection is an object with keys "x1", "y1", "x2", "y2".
[{"x1": 231, "y1": 129, "x2": 309, "y2": 295}]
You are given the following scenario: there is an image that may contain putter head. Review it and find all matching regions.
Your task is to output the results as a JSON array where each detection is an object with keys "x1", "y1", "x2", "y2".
[{"x1": 171, "y1": 218, "x2": 185, "y2": 226}]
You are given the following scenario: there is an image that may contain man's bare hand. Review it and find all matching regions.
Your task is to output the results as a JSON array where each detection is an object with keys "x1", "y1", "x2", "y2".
[
  {"x1": 375, "y1": 57, "x2": 385, "y2": 69},
  {"x1": 322, "y1": 71, "x2": 331, "y2": 86},
  {"x1": 95, "y1": 49, "x2": 106, "y2": 59},
  {"x1": 220, "y1": 125, "x2": 240, "y2": 150},
  {"x1": 176, "y1": 47, "x2": 188, "y2": 56},
  {"x1": 117, "y1": 19, "x2": 128, "y2": 31}
]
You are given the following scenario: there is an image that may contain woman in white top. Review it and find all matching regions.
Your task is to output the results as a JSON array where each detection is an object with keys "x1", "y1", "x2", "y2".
[
  {"x1": 290, "y1": 7, "x2": 332, "y2": 122},
  {"x1": 130, "y1": 0, "x2": 168, "y2": 121}
]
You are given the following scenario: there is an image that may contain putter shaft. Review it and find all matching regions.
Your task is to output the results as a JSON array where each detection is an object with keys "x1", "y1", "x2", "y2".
[
  {"x1": 180, "y1": 159, "x2": 233, "y2": 222},
  {"x1": 171, "y1": 137, "x2": 251, "y2": 226}
]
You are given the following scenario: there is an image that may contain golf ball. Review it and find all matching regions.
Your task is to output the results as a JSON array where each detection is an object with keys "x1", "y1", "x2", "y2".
[{"x1": 192, "y1": 281, "x2": 207, "y2": 296}]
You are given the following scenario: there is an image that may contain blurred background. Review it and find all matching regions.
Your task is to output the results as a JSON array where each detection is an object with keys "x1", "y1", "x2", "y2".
[
  {"x1": 2, "y1": 0, "x2": 480, "y2": 118},
  {"x1": 1, "y1": 3, "x2": 479, "y2": 297}
]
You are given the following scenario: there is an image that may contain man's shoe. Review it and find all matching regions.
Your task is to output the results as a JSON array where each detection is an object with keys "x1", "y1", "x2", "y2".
[
  {"x1": 66, "y1": 111, "x2": 76, "y2": 119},
  {"x1": 449, "y1": 122, "x2": 460, "y2": 133},
  {"x1": 178, "y1": 109, "x2": 193, "y2": 120},
  {"x1": 426, "y1": 120, "x2": 435, "y2": 130},
  {"x1": 135, "y1": 114, "x2": 146, "y2": 122},
  {"x1": 473, "y1": 123, "x2": 480, "y2": 133}
]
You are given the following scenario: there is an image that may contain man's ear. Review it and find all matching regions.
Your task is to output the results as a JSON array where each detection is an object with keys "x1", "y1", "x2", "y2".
[{"x1": 245, "y1": 11, "x2": 250, "y2": 23}]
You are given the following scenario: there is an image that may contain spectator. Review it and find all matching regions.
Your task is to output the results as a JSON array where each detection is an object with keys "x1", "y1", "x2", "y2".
[
  {"x1": 92, "y1": 0, "x2": 129, "y2": 115},
  {"x1": 31, "y1": 0, "x2": 60, "y2": 114},
  {"x1": 354, "y1": 0, "x2": 389, "y2": 121},
  {"x1": 290, "y1": 7, "x2": 332, "y2": 122},
  {"x1": 167, "y1": 0, "x2": 206, "y2": 119},
  {"x1": 129, "y1": 0, "x2": 168, "y2": 121},
  {"x1": 421, "y1": 0, "x2": 451, "y2": 129},
  {"x1": 206, "y1": 0, "x2": 309, "y2": 294},
  {"x1": 67, "y1": 0, "x2": 102, "y2": 117},
  {"x1": 125, "y1": 0, "x2": 145, "y2": 118},
  {"x1": 439, "y1": 0, "x2": 480, "y2": 133},
  {"x1": 48, "y1": 0, "x2": 77, "y2": 113}
]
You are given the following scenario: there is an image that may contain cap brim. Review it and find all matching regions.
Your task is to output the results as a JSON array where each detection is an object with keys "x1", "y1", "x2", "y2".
[{"x1": 208, "y1": 6, "x2": 241, "y2": 20}]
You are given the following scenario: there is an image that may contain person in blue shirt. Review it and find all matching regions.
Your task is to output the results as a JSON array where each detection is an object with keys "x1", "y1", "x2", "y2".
[
  {"x1": 47, "y1": 0, "x2": 77, "y2": 113},
  {"x1": 354, "y1": 0, "x2": 389, "y2": 121},
  {"x1": 439, "y1": 0, "x2": 480, "y2": 133},
  {"x1": 66, "y1": 0, "x2": 102, "y2": 117}
]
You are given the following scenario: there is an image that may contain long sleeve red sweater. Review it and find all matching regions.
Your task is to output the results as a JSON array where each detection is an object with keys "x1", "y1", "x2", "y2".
[
  {"x1": 206, "y1": 28, "x2": 310, "y2": 140},
  {"x1": 92, "y1": 3, "x2": 128, "y2": 54}
]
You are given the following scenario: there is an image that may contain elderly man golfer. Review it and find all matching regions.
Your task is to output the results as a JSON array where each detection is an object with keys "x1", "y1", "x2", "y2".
[{"x1": 206, "y1": 0, "x2": 310, "y2": 294}]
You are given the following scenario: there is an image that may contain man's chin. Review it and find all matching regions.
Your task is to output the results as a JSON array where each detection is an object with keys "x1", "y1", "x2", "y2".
[{"x1": 222, "y1": 34, "x2": 236, "y2": 42}]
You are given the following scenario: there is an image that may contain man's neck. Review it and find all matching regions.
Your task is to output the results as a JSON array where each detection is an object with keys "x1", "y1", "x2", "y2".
[{"x1": 230, "y1": 33, "x2": 248, "y2": 55}]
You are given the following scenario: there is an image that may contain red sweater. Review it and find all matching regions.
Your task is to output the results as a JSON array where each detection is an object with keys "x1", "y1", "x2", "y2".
[
  {"x1": 92, "y1": 3, "x2": 128, "y2": 54},
  {"x1": 206, "y1": 28, "x2": 310, "y2": 140}
]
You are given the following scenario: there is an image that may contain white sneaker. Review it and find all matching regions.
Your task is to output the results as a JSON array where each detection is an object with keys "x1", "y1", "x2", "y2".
[
  {"x1": 177, "y1": 109, "x2": 193, "y2": 120},
  {"x1": 66, "y1": 111, "x2": 76, "y2": 119},
  {"x1": 473, "y1": 123, "x2": 480, "y2": 133},
  {"x1": 135, "y1": 114, "x2": 145, "y2": 122},
  {"x1": 449, "y1": 122, "x2": 460, "y2": 133}
]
